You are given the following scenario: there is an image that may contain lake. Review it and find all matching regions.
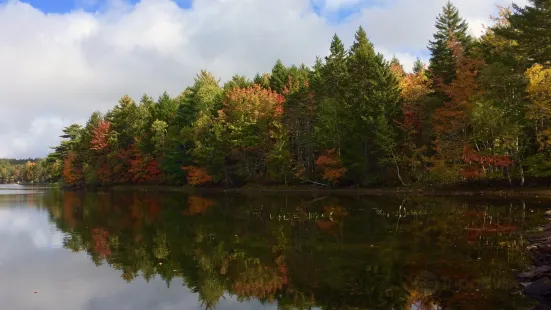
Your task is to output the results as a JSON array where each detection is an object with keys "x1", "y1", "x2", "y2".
[{"x1": 0, "y1": 184, "x2": 546, "y2": 309}]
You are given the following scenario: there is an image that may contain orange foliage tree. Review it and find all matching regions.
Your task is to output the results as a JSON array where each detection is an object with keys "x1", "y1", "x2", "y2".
[
  {"x1": 182, "y1": 166, "x2": 213, "y2": 185},
  {"x1": 315, "y1": 149, "x2": 347, "y2": 184},
  {"x1": 433, "y1": 38, "x2": 484, "y2": 140},
  {"x1": 63, "y1": 152, "x2": 84, "y2": 186},
  {"x1": 223, "y1": 84, "x2": 285, "y2": 121},
  {"x1": 431, "y1": 36, "x2": 485, "y2": 178}
]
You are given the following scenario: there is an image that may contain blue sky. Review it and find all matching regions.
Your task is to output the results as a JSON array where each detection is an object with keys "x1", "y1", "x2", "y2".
[
  {"x1": 10, "y1": 0, "x2": 373, "y2": 22},
  {"x1": 5, "y1": 0, "x2": 192, "y2": 13}
]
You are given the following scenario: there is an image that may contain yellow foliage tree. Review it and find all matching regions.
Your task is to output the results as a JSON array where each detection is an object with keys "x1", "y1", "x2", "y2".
[{"x1": 526, "y1": 64, "x2": 551, "y2": 151}]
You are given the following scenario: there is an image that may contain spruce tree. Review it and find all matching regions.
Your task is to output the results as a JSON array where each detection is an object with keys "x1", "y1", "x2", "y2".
[
  {"x1": 494, "y1": 0, "x2": 551, "y2": 66},
  {"x1": 316, "y1": 34, "x2": 350, "y2": 153},
  {"x1": 344, "y1": 26, "x2": 401, "y2": 184},
  {"x1": 413, "y1": 57, "x2": 426, "y2": 75},
  {"x1": 320, "y1": 34, "x2": 348, "y2": 98},
  {"x1": 269, "y1": 59, "x2": 288, "y2": 93},
  {"x1": 428, "y1": 1, "x2": 471, "y2": 86}
]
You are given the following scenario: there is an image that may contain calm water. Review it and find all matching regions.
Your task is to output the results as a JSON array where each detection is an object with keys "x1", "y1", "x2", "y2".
[{"x1": 0, "y1": 184, "x2": 547, "y2": 310}]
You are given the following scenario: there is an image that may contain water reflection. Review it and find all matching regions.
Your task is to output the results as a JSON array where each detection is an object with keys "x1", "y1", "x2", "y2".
[{"x1": 0, "y1": 186, "x2": 547, "y2": 309}]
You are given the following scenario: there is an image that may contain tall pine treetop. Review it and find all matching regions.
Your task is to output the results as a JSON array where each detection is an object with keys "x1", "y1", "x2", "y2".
[
  {"x1": 494, "y1": 0, "x2": 551, "y2": 66},
  {"x1": 321, "y1": 34, "x2": 349, "y2": 98},
  {"x1": 329, "y1": 34, "x2": 346, "y2": 56},
  {"x1": 428, "y1": 0, "x2": 472, "y2": 85},
  {"x1": 413, "y1": 57, "x2": 426, "y2": 74},
  {"x1": 351, "y1": 26, "x2": 375, "y2": 53}
]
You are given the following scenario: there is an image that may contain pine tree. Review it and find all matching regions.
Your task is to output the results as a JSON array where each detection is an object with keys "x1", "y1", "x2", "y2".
[
  {"x1": 270, "y1": 60, "x2": 288, "y2": 93},
  {"x1": 428, "y1": 1, "x2": 472, "y2": 86},
  {"x1": 320, "y1": 34, "x2": 348, "y2": 98},
  {"x1": 316, "y1": 34, "x2": 349, "y2": 155},
  {"x1": 413, "y1": 57, "x2": 426, "y2": 75},
  {"x1": 344, "y1": 26, "x2": 401, "y2": 184},
  {"x1": 494, "y1": 0, "x2": 551, "y2": 66}
]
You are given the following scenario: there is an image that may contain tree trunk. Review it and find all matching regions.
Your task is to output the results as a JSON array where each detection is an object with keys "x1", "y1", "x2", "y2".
[
  {"x1": 392, "y1": 151, "x2": 406, "y2": 186},
  {"x1": 520, "y1": 164, "x2": 525, "y2": 187}
]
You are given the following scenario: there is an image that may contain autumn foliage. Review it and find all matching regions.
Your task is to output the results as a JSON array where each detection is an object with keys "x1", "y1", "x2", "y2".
[
  {"x1": 460, "y1": 146, "x2": 513, "y2": 179},
  {"x1": 129, "y1": 155, "x2": 161, "y2": 183},
  {"x1": 433, "y1": 38, "x2": 484, "y2": 137},
  {"x1": 315, "y1": 149, "x2": 347, "y2": 184},
  {"x1": 182, "y1": 166, "x2": 213, "y2": 185},
  {"x1": 44, "y1": 4, "x2": 551, "y2": 188},
  {"x1": 63, "y1": 152, "x2": 84, "y2": 186},
  {"x1": 223, "y1": 84, "x2": 285, "y2": 121},
  {"x1": 90, "y1": 120, "x2": 111, "y2": 151}
]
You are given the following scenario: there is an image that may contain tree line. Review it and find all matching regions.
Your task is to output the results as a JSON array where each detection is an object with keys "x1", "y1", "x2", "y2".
[
  {"x1": 0, "y1": 158, "x2": 57, "y2": 184},
  {"x1": 44, "y1": 0, "x2": 551, "y2": 188}
]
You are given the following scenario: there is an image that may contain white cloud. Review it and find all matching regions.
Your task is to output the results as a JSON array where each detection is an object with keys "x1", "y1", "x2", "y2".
[{"x1": 0, "y1": 0, "x2": 529, "y2": 158}]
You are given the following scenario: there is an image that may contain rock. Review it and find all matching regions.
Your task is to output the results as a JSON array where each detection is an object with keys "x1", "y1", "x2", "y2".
[
  {"x1": 545, "y1": 210, "x2": 551, "y2": 217},
  {"x1": 518, "y1": 267, "x2": 551, "y2": 282},
  {"x1": 529, "y1": 235, "x2": 551, "y2": 243},
  {"x1": 524, "y1": 277, "x2": 551, "y2": 296}
]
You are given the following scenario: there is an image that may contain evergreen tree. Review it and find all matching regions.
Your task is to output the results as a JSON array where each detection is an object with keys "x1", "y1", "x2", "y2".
[
  {"x1": 253, "y1": 73, "x2": 271, "y2": 89},
  {"x1": 321, "y1": 34, "x2": 348, "y2": 98},
  {"x1": 413, "y1": 57, "x2": 426, "y2": 75},
  {"x1": 428, "y1": 1, "x2": 472, "y2": 86},
  {"x1": 494, "y1": 0, "x2": 551, "y2": 66},
  {"x1": 269, "y1": 59, "x2": 288, "y2": 93},
  {"x1": 223, "y1": 75, "x2": 252, "y2": 91},
  {"x1": 316, "y1": 34, "x2": 349, "y2": 154},
  {"x1": 344, "y1": 26, "x2": 401, "y2": 184}
]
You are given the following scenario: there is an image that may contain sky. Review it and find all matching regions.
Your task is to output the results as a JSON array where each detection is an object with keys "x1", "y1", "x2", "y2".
[{"x1": 0, "y1": 0, "x2": 528, "y2": 158}]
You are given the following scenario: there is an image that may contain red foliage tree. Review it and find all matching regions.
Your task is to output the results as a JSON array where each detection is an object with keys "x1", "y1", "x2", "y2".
[
  {"x1": 460, "y1": 146, "x2": 513, "y2": 179},
  {"x1": 90, "y1": 120, "x2": 111, "y2": 151},
  {"x1": 129, "y1": 154, "x2": 162, "y2": 183}
]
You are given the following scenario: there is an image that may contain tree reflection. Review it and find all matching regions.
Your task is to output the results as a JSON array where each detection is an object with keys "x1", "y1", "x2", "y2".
[{"x1": 40, "y1": 192, "x2": 542, "y2": 309}]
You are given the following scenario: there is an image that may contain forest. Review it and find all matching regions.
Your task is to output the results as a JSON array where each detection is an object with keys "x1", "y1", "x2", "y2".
[
  {"x1": 0, "y1": 158, "x2": 54, "y2": 184},
  {"x1": 18, "y1": 0, "x2": 551, "y2": 188}
]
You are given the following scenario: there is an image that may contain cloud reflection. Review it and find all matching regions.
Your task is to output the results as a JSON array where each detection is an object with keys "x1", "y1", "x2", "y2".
[{"x1": 0, "y1": 204, "x2": 273, "y2": 310}]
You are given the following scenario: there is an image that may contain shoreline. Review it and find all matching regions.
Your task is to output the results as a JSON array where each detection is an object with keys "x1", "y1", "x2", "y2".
[{"x1": 99, "y1": 184, "x2": 551, "y2": 198}]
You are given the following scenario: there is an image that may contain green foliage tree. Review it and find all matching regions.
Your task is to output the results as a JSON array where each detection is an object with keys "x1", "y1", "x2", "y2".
[{"x1": 494, "y1": 0, "x2": 551, "y2": 67}]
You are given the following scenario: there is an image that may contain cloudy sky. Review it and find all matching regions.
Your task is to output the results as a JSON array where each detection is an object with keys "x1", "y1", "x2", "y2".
[{"x1": 0, "y1": 0, "x2": 527, "y2": 158}]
